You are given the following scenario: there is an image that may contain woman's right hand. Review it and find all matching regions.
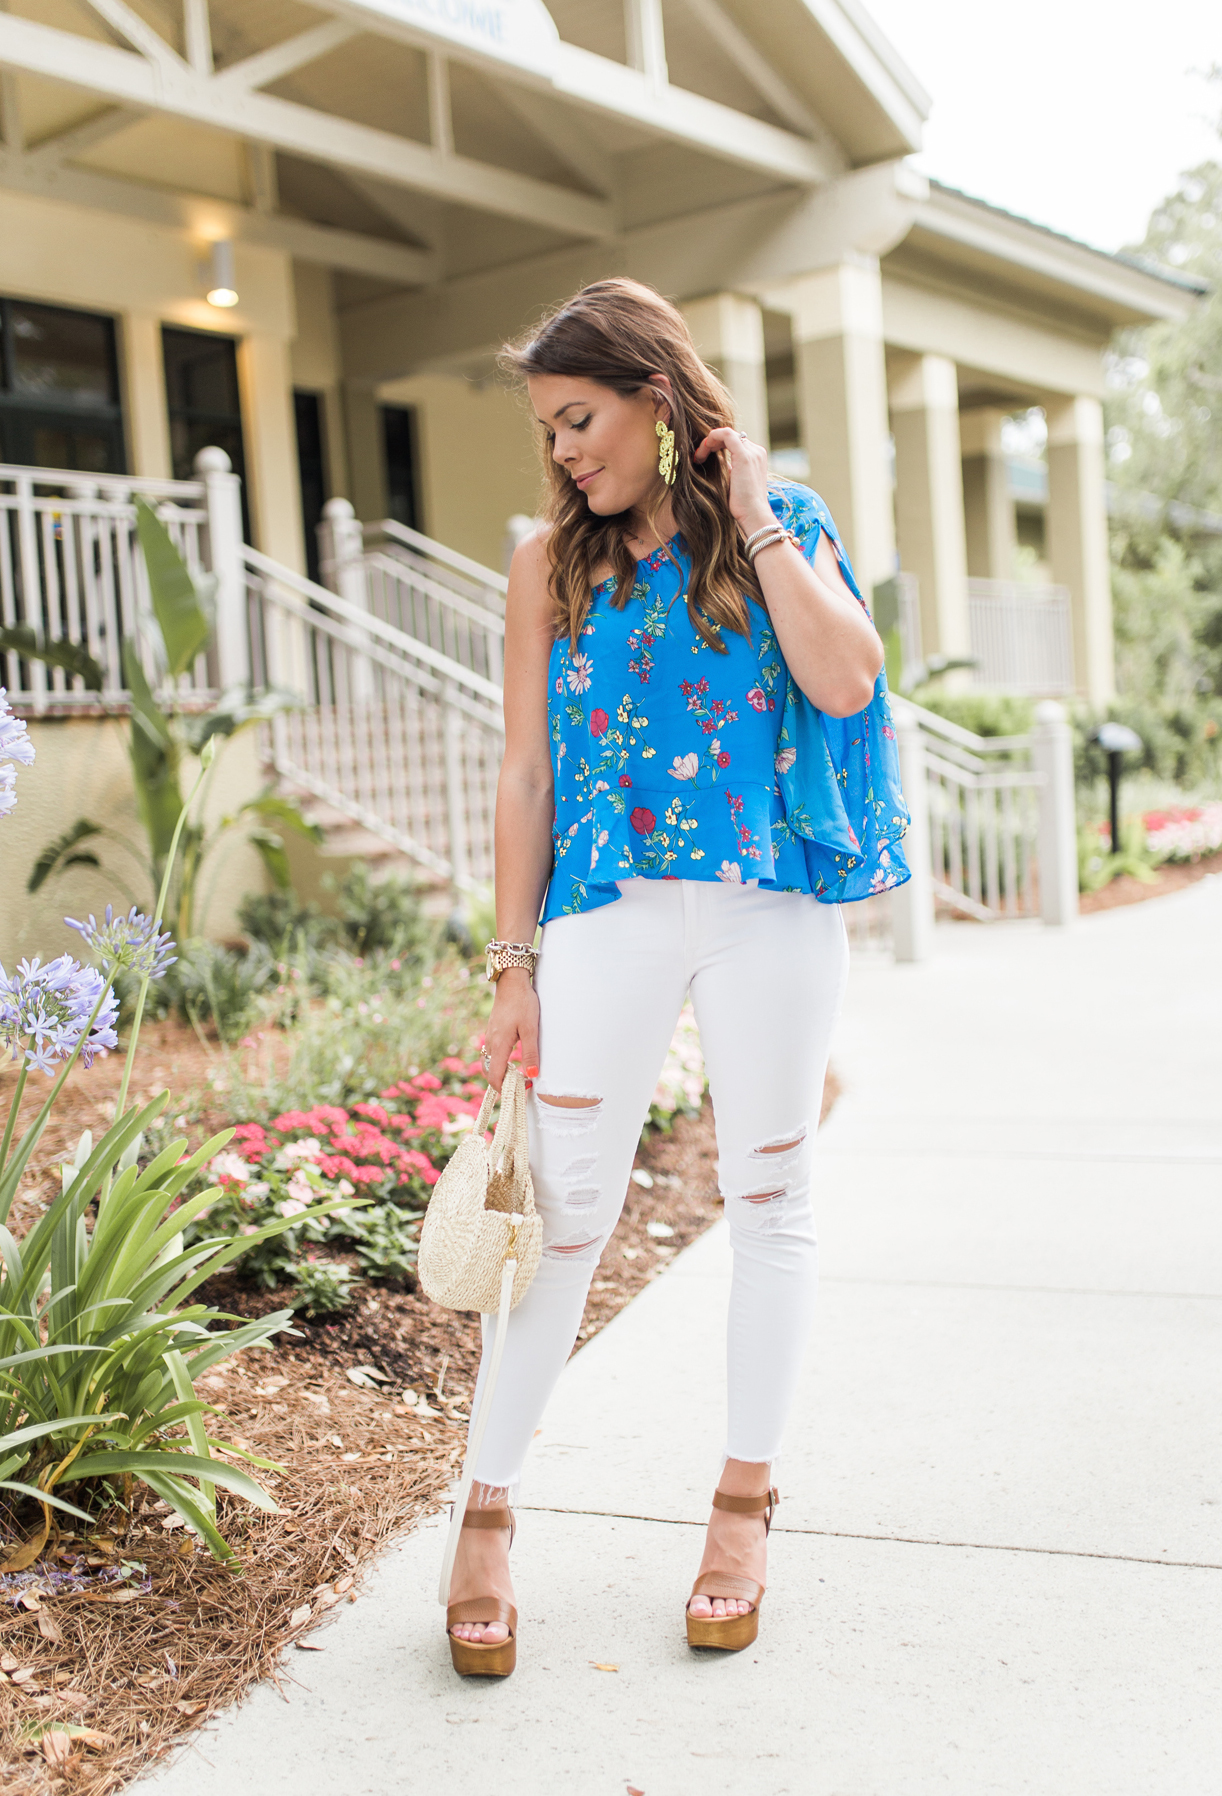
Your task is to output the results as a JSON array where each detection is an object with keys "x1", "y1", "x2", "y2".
[{"x1": 483, "y1": 968, "x2": 540, "y2": 1093}]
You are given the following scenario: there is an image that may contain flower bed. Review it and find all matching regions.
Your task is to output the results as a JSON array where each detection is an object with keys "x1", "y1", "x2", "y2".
[{"x1": 1143, "y1": 801, "x2": 1222, "y2": 863}]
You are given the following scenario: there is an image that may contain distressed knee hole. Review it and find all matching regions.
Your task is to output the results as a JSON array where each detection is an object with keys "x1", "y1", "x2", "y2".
[
  {"x1": 535, "y1": 1092, "x2": 603, "y2": 1136},
  {"x1": 750, "y1": 1124, "x2": 808, "y2": 1161},
  {"x1": 724, "y1": 1182, "x2": 790, "y2": 1233},
  {"x1": 542, "y1": 1231, "x2": 602, "y2": 1262}
]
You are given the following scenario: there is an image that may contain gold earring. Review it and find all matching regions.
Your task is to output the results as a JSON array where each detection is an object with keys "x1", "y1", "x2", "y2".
[{"x1": 656, "y1": 418, "x2": 676, "y2": 486}]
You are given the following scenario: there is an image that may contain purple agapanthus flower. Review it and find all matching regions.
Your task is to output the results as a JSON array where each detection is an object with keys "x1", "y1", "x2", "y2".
[
  {"x1": 0, "y1": 689, "x2": 35, "y2": 820},
  {"x1": 0, "y1": 955, "x2": 120, "y2": 1074},
  {"x1": 66, "y1": 904, "x2": 177, "y2": 981}
]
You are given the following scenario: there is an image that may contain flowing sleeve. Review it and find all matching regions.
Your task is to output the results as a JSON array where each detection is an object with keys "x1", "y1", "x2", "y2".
[{"x1": 769, "y1": 483, "x2": 912, "y2": 902}]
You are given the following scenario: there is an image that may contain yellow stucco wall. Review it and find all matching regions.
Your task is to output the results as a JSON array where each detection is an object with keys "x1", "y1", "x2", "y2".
[
  {"x1": 0, "y1": 719, "x2": 271, "y2": 968},
  {"x1": 375, "y1": 372, "x2": 544, "y2": 571}
]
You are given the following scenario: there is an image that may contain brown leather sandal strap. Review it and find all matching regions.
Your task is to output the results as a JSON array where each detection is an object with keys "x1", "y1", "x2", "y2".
[
  {"x1": 712, "y1": 1486, "x2": 779, "y2": 1516},
  {"x1": 461, "y1": 1505, "x2": 513, "y2": 1531},
  {"x1": 446, "y1": 1598, "x2": 517, "y2": 1633},
  {"x1": 689, "y1": 1572, "x2": 763, "y2": 1605}
]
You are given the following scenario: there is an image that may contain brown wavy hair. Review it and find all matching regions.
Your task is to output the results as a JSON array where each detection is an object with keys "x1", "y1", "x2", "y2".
[{"x1": 500, "y1": 278, "x2": 764, "y2": 652}]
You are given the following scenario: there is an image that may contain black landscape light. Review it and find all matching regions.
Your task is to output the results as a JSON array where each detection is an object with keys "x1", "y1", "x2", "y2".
[{"x1": 1090, "y1": 721, "x2": 1143, "y2": 856}]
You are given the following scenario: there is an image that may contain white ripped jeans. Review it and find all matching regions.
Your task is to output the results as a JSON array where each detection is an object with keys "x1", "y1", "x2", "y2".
[{"x1": 468, "y1": 877, "x2": 849, "y2": 1492}]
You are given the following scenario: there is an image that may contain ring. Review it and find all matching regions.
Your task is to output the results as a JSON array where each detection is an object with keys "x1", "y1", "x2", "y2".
[
  {"x1": 739, "y1": 432, "x2": 748, "y2": 440},
  {"x1": 481, "y1": 1049, "x2": 492, "y2": 1072}
]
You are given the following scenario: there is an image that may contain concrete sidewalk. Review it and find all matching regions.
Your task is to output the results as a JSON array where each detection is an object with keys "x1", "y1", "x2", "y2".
[{"x1": 140, "y1": 877, "x2": 1222, "y2": 1796}]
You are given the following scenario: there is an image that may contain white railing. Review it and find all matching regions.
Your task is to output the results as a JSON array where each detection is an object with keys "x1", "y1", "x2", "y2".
[
  {"x1": 968, "y1": 578, "x2": 1074, "y2": 695},
  {"x1": 888, "y1": 696, "x2": 1078, "y2": 957},
  {"x1": 320, "y1": 501, "x2": 506, "y2": 687},
  {"x1": 243, "y1": 547, "x2": 503, "y2": 892},
  {"x1": 0, "y1": 448, "x2": 249, "y2": 705},
  {"x1": 0, "y1": 461, "x2": 216, "y2": 707}
]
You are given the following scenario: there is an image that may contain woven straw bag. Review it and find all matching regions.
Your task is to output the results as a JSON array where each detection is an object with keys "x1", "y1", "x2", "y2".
[
  {"x1": 418, "y1": 1063, "x2": 541, "y2": 1311},
  {"x1": 419, "y1": 1065, "x2": 542, "y2": 1605}
]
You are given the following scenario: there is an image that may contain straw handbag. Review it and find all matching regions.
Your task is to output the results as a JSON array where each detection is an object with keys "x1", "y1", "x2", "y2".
[{"x1": 418, "y1": 1064, "x2": 542, "y2": 1604}]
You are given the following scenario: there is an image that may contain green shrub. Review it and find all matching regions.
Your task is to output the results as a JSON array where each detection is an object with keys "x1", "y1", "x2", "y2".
[
  {"x1": 907, "y1": 689, "x2": 1036, "y2": 739},
  {"x1": 346, "y1": 1202, "x2": 422, "y2": 1284},
  {"x1": 288, "y1": 1257, "x2": 356, "y2": 1318}
]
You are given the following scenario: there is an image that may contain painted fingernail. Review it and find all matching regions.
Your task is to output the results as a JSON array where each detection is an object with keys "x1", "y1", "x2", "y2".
[
  {"x1": 525, "y1": 1081, "x2": 534, "y2": 1091},
  {"x1": 525, "y1": 1065, "x2": 539, "y2": 1078}
]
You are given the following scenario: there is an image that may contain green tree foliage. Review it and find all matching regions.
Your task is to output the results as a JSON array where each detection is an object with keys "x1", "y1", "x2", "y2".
[{"x1": 1105, "y1": 92, "x2": 1222, "y2": 781}]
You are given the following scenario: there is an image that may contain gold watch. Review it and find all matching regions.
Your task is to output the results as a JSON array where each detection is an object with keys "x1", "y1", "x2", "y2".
[{"x1": 485, "y1": 939, "x2": 538, "y2": 983}]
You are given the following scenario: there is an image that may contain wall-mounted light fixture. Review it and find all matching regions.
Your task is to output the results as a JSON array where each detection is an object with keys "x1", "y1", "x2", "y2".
[{"x1": 206, "y1": 240, "x2": 239, "y2": 308}]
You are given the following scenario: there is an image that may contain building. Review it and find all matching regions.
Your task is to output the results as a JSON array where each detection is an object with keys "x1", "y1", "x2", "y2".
[{"x1": 0, "y1": 0, "x2": 1202, "y2": 953}]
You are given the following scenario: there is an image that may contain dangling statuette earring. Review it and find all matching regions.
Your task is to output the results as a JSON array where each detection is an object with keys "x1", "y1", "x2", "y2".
[{"x1": 656, "y1": 418, "x2": 676, "y2": 486}]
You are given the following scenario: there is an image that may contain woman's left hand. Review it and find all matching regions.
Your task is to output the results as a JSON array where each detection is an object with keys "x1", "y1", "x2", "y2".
[{"x1": 691, "y1": 427, "x2": 774, "y2": 535}]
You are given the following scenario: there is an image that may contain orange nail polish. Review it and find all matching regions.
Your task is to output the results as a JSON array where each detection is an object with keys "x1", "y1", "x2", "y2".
[{"x1": 526, "y1": 1064, "x2": 539, "y2": 1078}]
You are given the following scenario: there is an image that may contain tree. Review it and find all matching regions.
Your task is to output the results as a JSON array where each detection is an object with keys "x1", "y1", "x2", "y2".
[{"x1": 1103, "y1": 77, "x2": 1222, "y2": 780}]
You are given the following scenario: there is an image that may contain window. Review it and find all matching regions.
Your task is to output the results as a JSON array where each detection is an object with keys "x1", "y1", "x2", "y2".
[
  {"x1": 294, "y1": 390, "x2": 328, "y2": 584},
  {"x1": 0, "y1": 298, "x2": 125, "y2": 473},
  {"x1": 381, "y1": 404, "x2": 419, "y2": 530},
  {"x1": 162, "y1": 327, "x2": 248, "y2": 531}
]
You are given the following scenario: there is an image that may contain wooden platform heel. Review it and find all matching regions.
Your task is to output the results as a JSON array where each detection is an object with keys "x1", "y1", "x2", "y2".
[
  {"x1": 685, "y1": 1486, "x2": 779, "y2": 1652},
  {"x1": 446, "y1": 1505, "x2": 517, "y2": 1677}
]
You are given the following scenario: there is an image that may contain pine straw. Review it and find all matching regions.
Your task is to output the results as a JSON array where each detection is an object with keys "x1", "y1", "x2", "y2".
[{"x1": 0, "y1": 1078, "x2": 840, "y2": 1795}]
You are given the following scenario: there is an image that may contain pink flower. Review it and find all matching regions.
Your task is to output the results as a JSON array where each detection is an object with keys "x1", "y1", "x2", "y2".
[
  {"x1": 590, "y1": 707, "x2": 609, "y2": 737},
  {"x1": 746, "y1": 687, "x2": 766, "y2": 712},
  {"x1": 716, "y1": 752, "x2": 731, "y2": 768},
  {"x1": 279, "y1": 1197, "x2": 308, "y2": 1218},
  {"x1": 668, "y1": 753, "x2": 700, "y2": 782},
  {"x1": 716, "y1": 861, "x2": 742, "y2": 883},
  {"x1": 882, "y1": 724, "x2": 895, "y2": 739},
  {"x1": 774, "y1": 747, "x2": 797, "y2": 775}
]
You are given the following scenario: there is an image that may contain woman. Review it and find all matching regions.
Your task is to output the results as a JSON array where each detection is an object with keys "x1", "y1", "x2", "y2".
[{"x1": 444, "y1": 278, "x2": 909, "y2": 1676}]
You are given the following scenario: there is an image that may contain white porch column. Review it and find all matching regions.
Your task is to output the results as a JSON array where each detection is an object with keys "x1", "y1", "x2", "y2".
[
  {"x1": 959, "y1": 406, "x2": 1017, "y2": 582},
  {"x1": 786, "y1": 259, "x2": 896, "y2": 593},
  {"x1": 680, "y1": 293, "x2": 770, "y2": 447},
  {"x1": 889, "y1": 352, "x2": 971, "y2": 659},
  {"x1": 1046, "y1": 395, "x2": 1114, "y2": 704},
  {"x1": 237, "y1": 332, "x2": 305, "y2": 573},
  {"x1": 121, "y1": 313, "x2": 171, "y2": 479}
]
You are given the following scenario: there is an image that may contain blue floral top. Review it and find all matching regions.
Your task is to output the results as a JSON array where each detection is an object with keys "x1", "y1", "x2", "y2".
[{"x1": 540, "y1": 480, "x2": 910, "y2": 923}]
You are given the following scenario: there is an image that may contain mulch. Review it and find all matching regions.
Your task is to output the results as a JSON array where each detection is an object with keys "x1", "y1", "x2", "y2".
[
  {"x1": 1077, "y1": 852, "x2": 1221, "y2": 914},
  {"x1": 0, "y1": 1067, "x2": 840, "y2": 1794}
]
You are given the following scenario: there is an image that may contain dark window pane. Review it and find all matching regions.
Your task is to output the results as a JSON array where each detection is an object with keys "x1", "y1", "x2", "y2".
[
  {"x1": 0, "y1": 408, "x2": 124, "y2": 475},
  {"x1": 162, "y1": 327, "x2": 242, "y2": 417},
  {"x1": 294, "y1": 390, "x2": 327, "y2": 585},
  {"x1": 162, "y1": 327, "x2": 247, "y2": 536},
  {"x1": 8, "y1": 302, "x2": 118, "y2": 406},
  {"x1": 382, "y1": 404, "x2": 418, "y2": 530}
]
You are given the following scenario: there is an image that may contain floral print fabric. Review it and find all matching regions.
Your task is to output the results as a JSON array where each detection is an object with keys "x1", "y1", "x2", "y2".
[{"x1": 541, "y1": 480, "x2": 910, "y2": 921}]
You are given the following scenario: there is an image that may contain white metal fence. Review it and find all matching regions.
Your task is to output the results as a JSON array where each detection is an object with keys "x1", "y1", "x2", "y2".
[
  {"x1": 0, "y1": 461, "x2": 214, "y2": 707},
  {"x1": 967, "y1": 577, "x2": 1074, "y2": 695}
]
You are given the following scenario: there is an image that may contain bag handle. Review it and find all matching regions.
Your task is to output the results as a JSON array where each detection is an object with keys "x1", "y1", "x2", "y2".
[{"x1": 489, "y1": 1065, "x2": 530, "y2": 1202}]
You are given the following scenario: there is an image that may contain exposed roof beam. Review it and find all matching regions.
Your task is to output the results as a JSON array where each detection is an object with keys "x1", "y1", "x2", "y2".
[
  {"x1": 25, "y1": 104, "x2": 146, "y2": 164},
  {"x1": 211, "y1": 20, "x2": 357, "y2": 93},
  {"x1": 496, "y1": 85, "x2": 612, "y2": 198},
  {"x1": 679, "y1": 0, "x2": 824, "y2": 141},
  {"x1": 182, "y1": 0, "x2": 212, "y2": 77},
  {"x1": 81, "y1": 0, "x2": 180, "y2": 72},
  {"x1": 426, "y1": 52, "x2": 452, "y2": 157},
  {"x1": 624, "y1": 0, "x2": 667, "y2": 85},
  {"x1": 0, "y1": 12, "x2": 615, "y2": 238},
  {"x1": 0, "y1": 146, "x2": 438, "y2": 284},
  {"x1": 796, "y1": 0, "x2": 927, "y2": 152},
  {"x1": 551, "y1": 42, "x2": 834, "y2": 183}
]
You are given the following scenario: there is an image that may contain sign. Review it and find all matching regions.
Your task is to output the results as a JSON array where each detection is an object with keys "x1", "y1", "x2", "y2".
[{"x1": 326, "y1": 0, "x2": 560, "y2": 79}]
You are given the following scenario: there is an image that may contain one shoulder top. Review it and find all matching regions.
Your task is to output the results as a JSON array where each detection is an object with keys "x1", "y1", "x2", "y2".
[{"x1": 540, "y1": 479, "x2": 910, "y2": 924}]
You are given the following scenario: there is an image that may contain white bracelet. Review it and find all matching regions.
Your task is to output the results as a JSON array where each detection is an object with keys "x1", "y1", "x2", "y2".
[
  {"x1": 743, "y1": 523, "x2": 780, "y2": 552},
  {"x1": 747, "y1": 527, "x2": 789, "y2": 563}
]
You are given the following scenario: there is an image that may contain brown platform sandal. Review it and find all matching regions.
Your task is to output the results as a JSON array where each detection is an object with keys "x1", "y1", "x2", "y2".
[
  {"x1": 685, "y1": 1486, "x2": 779, "y2": 1652},
  {"x1": 446, "y1": 1505, "x2": 517, "y2": 1678}
]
